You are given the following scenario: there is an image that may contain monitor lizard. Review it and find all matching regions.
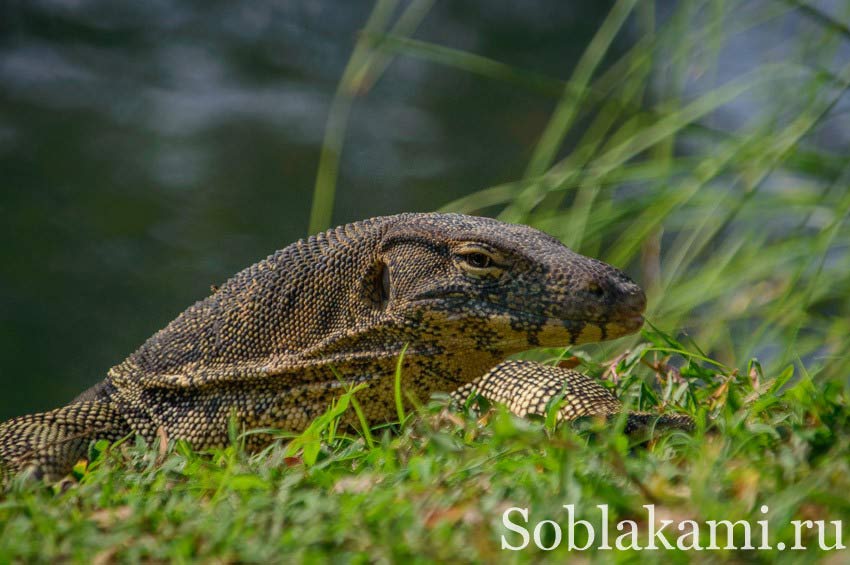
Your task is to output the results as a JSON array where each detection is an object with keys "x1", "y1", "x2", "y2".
[{"x1": 0, "y1": 213, "x2": 691, "y2": 482}]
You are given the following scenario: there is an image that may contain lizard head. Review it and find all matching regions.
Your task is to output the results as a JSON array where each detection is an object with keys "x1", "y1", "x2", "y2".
[{"x1": 377, "y1": 213, "x2": 645, "y2": 357}]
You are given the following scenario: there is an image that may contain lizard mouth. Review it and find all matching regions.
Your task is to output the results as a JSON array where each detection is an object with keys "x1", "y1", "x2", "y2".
[
  {"x1": 602, "y1": 314, "x2": 644, "y2": 340},
  {"x1": 500, "y1": 300, "x2": 645, "y2": 337},
  {"x1": 410, "y1": 297, "x2": 645, "y2": 343},
  {"x1": 620, "y1": 313, "x2": 645, "y2": 331}
]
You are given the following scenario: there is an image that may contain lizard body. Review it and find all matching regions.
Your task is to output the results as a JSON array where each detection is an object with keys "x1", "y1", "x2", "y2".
[{"x1": 0, "y1": 213, "x2": 690, "y2": 481}]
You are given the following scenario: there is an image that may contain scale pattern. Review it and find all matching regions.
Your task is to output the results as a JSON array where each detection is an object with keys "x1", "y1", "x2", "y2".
[
  {"x1": 0, "y1": 213, "x2": 691, "y2": 482},
  {"x1": 452, "y1": 360, "x2": 693, "y2": 432}
]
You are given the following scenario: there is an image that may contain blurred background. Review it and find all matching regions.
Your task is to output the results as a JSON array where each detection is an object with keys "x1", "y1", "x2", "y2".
[{"x1": 1, "y1": 0, "x2": 848, "y2": 419}]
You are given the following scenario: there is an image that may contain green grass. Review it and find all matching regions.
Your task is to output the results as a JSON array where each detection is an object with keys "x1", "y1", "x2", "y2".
[{"x1": 4, "y1": 0, "x2": 850, "y2": 562}]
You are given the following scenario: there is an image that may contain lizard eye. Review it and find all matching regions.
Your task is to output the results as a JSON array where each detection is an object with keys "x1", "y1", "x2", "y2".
[
  {"x1": 463, "y1": 252, "x2": 492, "y2": 269},
  {"x1": 454, "y1": 244, "x2": 504, "y2": 277}
]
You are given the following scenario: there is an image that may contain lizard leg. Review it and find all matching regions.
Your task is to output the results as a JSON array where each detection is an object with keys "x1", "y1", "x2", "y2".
[
  {"x1": 452, "y1": 360, "x2": 693, "y2": 432},
  {"x1": 0, "y1": 400, "x2": 131, "y2": 483}
]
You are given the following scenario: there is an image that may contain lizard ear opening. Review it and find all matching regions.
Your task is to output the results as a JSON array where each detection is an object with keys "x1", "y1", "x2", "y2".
[
  {"x1": 379, "y1": 262, "x2": 391, "y2": 309},
  {"x1": 366, "y1": 260, "x2": 391, "y2": 310}
]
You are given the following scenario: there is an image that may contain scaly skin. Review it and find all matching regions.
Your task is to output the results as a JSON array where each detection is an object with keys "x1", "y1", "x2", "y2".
[{"x1": 0, "y1": 213, "x2": 690, "y2": 482}]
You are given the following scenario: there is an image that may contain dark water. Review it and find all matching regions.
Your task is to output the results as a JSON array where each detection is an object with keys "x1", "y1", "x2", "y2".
[{"x1": 0, "y1": 1, "x2": 622, "y2": 418}]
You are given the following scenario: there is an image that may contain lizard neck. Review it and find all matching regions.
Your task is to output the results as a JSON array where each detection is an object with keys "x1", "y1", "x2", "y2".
[{"x1": 114, "y1": 216, "x2": 402, "y2": 383}]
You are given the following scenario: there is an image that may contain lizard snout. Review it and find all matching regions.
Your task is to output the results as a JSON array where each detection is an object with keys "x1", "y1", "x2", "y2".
[
  {"x1": 609, "y1": 273, "x2": 646, "y2": 317},
  {"x1": 596, "y1": 268, "x2": 646, "y2": 335}
]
